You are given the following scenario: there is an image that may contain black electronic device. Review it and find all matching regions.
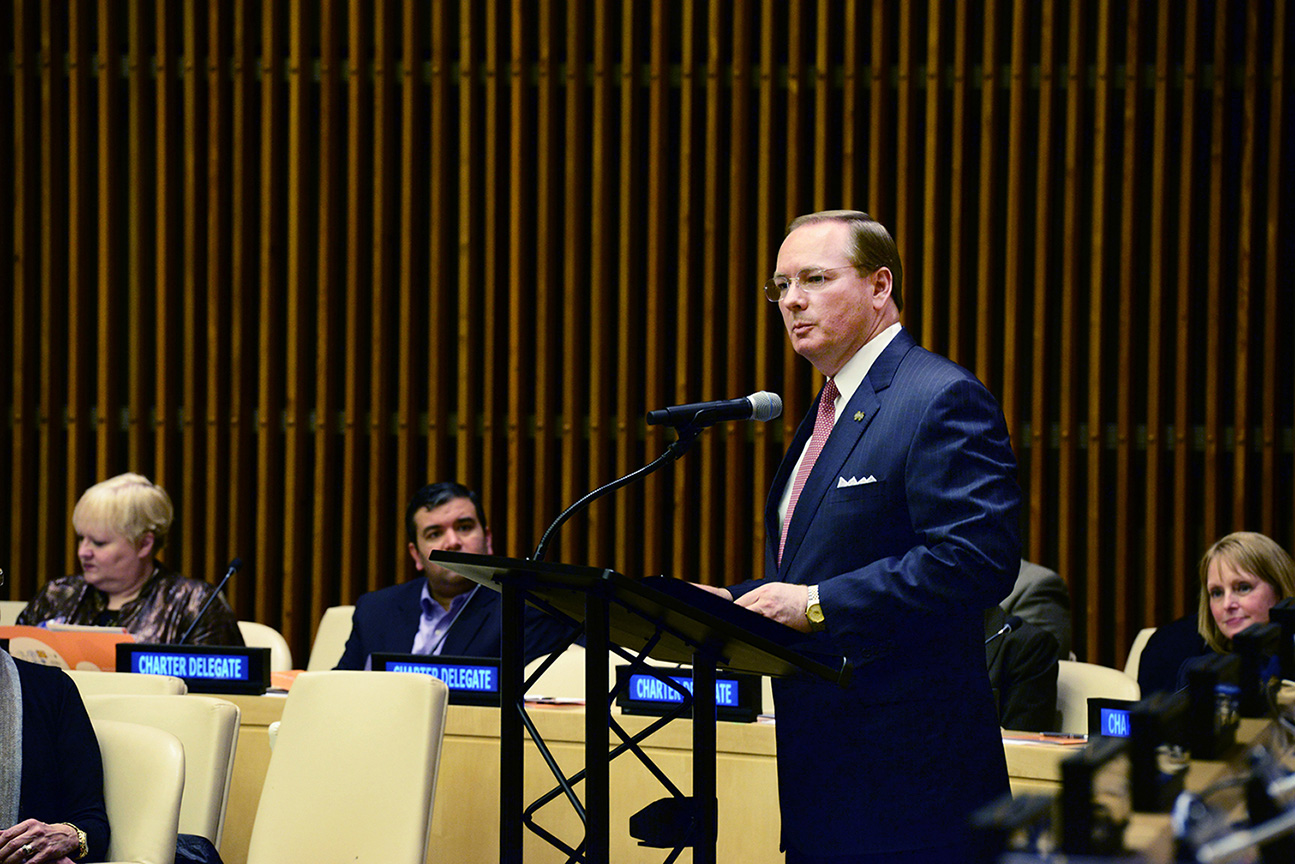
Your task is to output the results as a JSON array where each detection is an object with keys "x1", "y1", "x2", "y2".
[
  {"x1": 116, "y1": 642, "x2": 271, "y2": 695},
  {"x1": 1265, "y1": 597, "x2": 1295, "y2": 680},
  {"x1": 1059, "y1": 734, "x2": 1132, "y2": 856},
  {"x1": 614, "y1": 663, "x2": 763, "y2": 723},
  {"x1": 1087, "y1": 697, "x2": 1137, "y2": 739},
  {"x1": 1243, "y1": 746, "x2": 1295, "y2": 864},
  {"x1": 1185, "y1": 652, "x2": 1241, "y2": 760},
  {"x1": 369, "y1": 653, "x2": 502, "y2": 706},
  {"x1": 1232, "y1": 622, "x2": 1282, "y2": 717},
  {"x1": 1128, "y1": 691, "x2": 1190, "y2": 813},
  {"x1": 967, "y1": 793, "x2": 1055, "y2": 863}
]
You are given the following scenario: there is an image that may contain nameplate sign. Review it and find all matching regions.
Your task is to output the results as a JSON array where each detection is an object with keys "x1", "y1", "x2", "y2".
[
  {"x1": 369, "y1": 653, "x2": 501, "y2": 706},
  {"x1": 1088, "y1": 697, "x2": 1137, "y2": 739},
  {"x1": 116, "y1": 643, "x2": 271, "y2": 695},
  {"x1": 615, "y1": 664, "x2": 763, "y2": 723}
]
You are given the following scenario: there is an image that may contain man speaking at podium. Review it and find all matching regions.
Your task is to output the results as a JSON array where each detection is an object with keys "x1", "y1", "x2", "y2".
[{"x1": 704, "y1": 211, "x2": 1021, "y2": 863}]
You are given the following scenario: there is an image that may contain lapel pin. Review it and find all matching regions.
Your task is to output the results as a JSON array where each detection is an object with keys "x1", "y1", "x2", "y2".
[{"x1": 854, "y1": 411, "x2": 865, "y2": 422}]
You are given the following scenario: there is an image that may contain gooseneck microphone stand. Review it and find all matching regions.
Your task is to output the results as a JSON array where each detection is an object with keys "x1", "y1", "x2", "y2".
[{"x1": 532, "y1": 424, "x2": 704, "y2": 562}]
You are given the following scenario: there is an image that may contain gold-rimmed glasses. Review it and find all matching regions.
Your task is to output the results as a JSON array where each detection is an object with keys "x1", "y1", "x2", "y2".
[{"x1": 763, "y1": 266, "x2": 858, "y2": 302}]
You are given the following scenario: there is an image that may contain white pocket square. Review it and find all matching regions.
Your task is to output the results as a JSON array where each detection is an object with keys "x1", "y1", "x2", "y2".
[{"x1": 837, "y1": 475, "x2": 877, "y2": 488}]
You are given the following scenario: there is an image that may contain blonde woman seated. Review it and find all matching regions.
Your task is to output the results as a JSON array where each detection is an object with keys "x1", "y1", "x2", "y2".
[
  {"x1": 17, "y1": 474, "x2": 243, "y2": 647},
  {"x1": 1171, "y1": 531, "x2": 1295, "y2": 690}
]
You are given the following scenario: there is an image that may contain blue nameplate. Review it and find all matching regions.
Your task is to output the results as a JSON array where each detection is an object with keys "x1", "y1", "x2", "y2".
[
  {"x1": 1088, "y1": 697, "x2": 1137, "y2": 738},
  {"x1": 615, "y1": 664, "x2": 762, "y2": 723},
  {"x1": 116, "y1": 643, "x2": 271, "y2": 695},
  {"x1": 369, "y1": 653, "x2": 501, "y2": 706}
]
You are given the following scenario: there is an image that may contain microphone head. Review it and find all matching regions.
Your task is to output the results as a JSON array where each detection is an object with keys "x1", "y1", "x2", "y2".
[
  {"x1": 1004, "y1": 614, "x2": 1025, "y2": 633},
  {"x1": 228, "y1": 558, "x2": 243, "y2": 572},
  {"x1": 748, "y1": 391, "x2": 783, "y2": 422}
]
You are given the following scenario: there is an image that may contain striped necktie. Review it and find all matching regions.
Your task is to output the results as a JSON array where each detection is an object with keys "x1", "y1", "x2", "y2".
[{"x1": 778, "y1": 378, "x2": 839, "y2": 565}]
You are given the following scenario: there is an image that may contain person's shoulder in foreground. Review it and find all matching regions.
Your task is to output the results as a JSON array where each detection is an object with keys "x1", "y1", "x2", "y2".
[{"x1": 9, "y1": 654, "x2": 111, "y2": 861}]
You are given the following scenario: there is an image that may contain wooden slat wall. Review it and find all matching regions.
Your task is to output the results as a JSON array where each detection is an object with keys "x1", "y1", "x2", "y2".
[{"x1": 2, "y1": 0, "x2": 1292, "y2": 667}]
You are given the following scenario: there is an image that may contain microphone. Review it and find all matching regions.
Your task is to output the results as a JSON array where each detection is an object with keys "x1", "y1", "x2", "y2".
[
  {"x1": 645, "y1": 391, "x2": 782, "y2": 428},
  {"x1": 178, "y1": 558, "x2": 242, "y2": 645},
  {"x1": 534, "y1": 394, "x2": 781, "y2": 560},
  {"x1": 985, "y1": 614, "x2": 1025, "y2": 646}
]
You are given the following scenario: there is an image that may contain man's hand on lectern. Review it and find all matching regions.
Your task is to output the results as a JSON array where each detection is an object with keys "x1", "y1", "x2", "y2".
[
  {"x1": 735, "y1": 583, "x2": 812, "y2": 632},
  {"x1": 693, "y1": 583, "x2": 733, "y2": 602}
]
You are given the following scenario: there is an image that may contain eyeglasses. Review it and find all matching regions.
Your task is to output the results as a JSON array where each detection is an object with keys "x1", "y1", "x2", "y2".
[{"x1": 763, "y1": 266, "x2": 858, "y2": 302}]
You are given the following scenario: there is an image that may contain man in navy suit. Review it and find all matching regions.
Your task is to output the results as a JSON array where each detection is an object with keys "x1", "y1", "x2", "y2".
[
  {"x1": 335, "y1": 482, "x2": 569, "y2": 670},
  {"x1": 706, "y1": 211, "x2": 1021, "y2": 862}
]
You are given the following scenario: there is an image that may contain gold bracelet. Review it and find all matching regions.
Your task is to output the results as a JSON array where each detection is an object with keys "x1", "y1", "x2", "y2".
[{"x1": 59, "y1": 822, "x2": 88, "y2": 861}]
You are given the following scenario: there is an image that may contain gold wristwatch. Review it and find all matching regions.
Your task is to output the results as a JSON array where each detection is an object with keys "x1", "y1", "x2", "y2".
[{"x1": 805, "y1": 584, "x2": 826, "y2": 631}]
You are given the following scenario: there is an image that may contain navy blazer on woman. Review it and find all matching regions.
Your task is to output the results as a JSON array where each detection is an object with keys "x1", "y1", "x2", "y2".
[
  {"x1": 15, "y1": 658, "x2": 111, "y2": 861},
  {"x1": 731, "y1": 329, "x2": 1021, "y2": 857},
  {"x1": 335, "y1": 579, "x2": 570, "y2": 670}
]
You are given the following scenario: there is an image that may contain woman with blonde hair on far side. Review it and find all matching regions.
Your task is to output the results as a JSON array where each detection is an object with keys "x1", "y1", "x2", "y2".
[{"x1": 17, "y1": 473, "x2": 243, "y2": 646}]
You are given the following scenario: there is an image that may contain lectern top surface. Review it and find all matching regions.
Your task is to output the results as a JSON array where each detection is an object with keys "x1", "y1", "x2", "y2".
[{"x1": 427, "y1": 551, "x2": 849, "y2": 686}]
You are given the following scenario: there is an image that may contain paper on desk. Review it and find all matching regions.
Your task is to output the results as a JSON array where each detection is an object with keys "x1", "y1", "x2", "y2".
[
  {"x1": 524, "y1": 695, "x2": 586, "y2": 706},
  {"x1": 1001, "y1": 730, "x2": 1088, "y2": 746}
]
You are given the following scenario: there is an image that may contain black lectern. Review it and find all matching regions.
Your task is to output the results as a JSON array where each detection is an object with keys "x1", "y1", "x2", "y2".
[{"x1": 429, "y1": 550, "x2": 849, "y2": 864}]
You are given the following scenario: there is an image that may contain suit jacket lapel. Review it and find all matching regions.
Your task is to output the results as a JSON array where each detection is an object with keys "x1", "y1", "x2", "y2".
[
  {"x1": 396, "y1": 580, "x2": 426, "y2": 652},
  {"x1": 766, "y1": 394, "x2": 818, "y2": 575},
  {"x1": 776, "y1": 330, "x2": 916, "y2": 576},
  {"x1": 439, "y1": 587, "x2": 490, "y2": 656}
]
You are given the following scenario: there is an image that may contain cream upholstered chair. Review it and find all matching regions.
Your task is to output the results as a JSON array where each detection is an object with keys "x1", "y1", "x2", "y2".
[
  {"x1": 92, "y1": 718, "x2": 186, "y2": 864},
  {"x1": 244, "y1": 670, "x2": 450, "y2": 864},
  {"x1": 66, "y1": 669, "x2": 188, "y2": 696},
  {"x1": 0, "y1": 599, "x2": 26, "y2": 625},
  {"x1": 83, "y1": 695, "x2": 240, "y2": 846},
  {"x1": 237, "y1": 620, "x2": 293, "y2": 671},
  {"x1": 522, "y1": 643, "x2": 626, "y2": 699},
  {"x1": 1056, "y1": 660, "x2": 1142, "y2": 735},
  {"x1": 305, "y1": 605, "x2": 355, "y2": 670},
  {"x1": 1124, "y1": 626, "x2": 1157, "y2": 684}
]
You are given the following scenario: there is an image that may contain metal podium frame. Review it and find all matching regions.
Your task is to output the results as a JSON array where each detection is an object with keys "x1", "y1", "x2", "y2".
[{"x1": 429, "y1": 550, "x2": 850, "y2": 864}]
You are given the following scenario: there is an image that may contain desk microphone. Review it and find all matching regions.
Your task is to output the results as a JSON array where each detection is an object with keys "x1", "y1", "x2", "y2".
[
  {"x1": 645, "y1": 391, "x2": 782, "y2": 429},
  {"x1": 179, "y1": 558, "x2": 242, "y2": 645},
  {"x1": 985, "y1": 615, "x2": 1024, "y2": 646}
]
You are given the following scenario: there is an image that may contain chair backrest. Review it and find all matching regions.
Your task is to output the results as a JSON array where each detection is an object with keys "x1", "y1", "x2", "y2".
[
  {"x1": 522, "y1": 644, "x2": 623, "y2": 699},
  {"x1": 305, "y1": 605, "x2": 355, "y2": 671},
  {"x1": 245, "y1": 670, "x2": 449, "y2": 864},
  {"x1": 237, "y1": 621, "x2": 293, "y2": 671},
  {"x1": 92, "y1": 718, "x2": 186, "y2": 864},
  {"x1": 1055, "y1": 660, "x2": 1142, "y2": 734},
  {"x1": 1124, "y1": 626, "x2": 1157, "y2": 683},
  {"x1": 0, "y1": 599, "x2": 26, "y2": 625},
  {"x1": 66, "y1": 669, "x2": 188, "y2": 696},
  {"x1": 83, "y1": 694, "x2": 241, "y2": 846}
]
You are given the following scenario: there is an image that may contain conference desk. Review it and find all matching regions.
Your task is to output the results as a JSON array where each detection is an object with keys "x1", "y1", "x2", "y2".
[{"x1": 214, "y1": 693, "x2": 1078, "y2": 864}]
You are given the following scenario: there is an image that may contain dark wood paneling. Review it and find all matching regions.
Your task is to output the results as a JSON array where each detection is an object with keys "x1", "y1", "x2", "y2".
[{"x1": 4, "y1": 0, "x2": 1292, "y2": 667}]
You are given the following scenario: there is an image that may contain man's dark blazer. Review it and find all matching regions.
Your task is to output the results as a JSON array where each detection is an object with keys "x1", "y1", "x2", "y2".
[
  {"x1": 730, "y1": 328, "x2": 1021, "y2": 857},
  {"x1": 1003, "y1": 560, "x2": 1073, "y2": 660},
  {"x1": 984, "y1": 605, "x2": 1060, "y2": 732},
  {"x1": 334, "y1": 578, "x2": 570, "y2": 670}
]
